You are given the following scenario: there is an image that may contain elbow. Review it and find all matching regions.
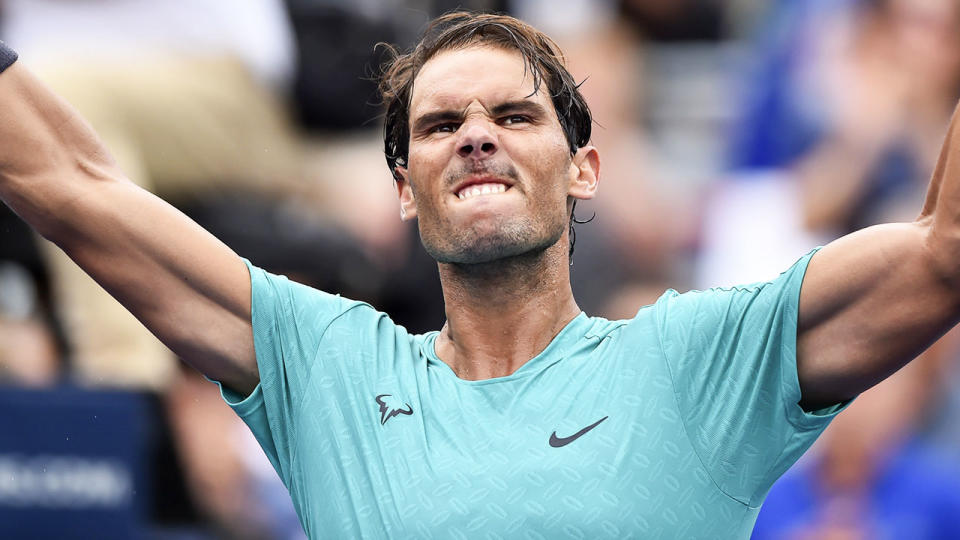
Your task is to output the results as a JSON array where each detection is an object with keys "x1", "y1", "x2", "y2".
[
  {"x1": 1, "y1": 155, "x2": 126, "y2": 246},
  {"x1": 921, "y1": 221, "x2": 960, "y2": 295}
]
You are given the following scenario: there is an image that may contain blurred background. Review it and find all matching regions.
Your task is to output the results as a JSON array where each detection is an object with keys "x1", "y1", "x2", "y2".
[{"x1": 2, "y1": 0, "x2": 960, "y2": 538}]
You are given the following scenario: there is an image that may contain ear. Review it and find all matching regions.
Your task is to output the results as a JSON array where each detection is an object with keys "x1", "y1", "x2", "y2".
[
  {"x1": 394, "y1": 166, "x2": 418, "y2": 221},
  {"x1": 567, "y1": 146, "x2": 600, "y2": 201}
]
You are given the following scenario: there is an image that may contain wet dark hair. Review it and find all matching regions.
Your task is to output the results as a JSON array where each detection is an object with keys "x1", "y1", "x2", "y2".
[{"x1": 378, "y1": 11, "x2": 595, "y2": 258}]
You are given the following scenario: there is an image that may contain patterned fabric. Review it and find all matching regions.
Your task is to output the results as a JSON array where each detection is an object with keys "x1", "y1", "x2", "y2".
[{"x1": 211, "y1": 250, "x2": 846, "y2": 539}]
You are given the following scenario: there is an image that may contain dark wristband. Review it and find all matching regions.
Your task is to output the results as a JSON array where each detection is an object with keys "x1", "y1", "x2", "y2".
[{"x1": 0, "y1": 41, "x2": 18, "y2": 73}]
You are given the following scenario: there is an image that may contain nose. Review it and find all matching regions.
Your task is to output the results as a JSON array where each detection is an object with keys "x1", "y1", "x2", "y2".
[{"x1": 456, "y1": 121, "x2": 499, "y2": 159}]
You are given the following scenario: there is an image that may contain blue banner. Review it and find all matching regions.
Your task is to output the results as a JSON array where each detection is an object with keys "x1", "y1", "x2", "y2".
[{"x1": 0, "y1": 386, "x2": 151, "y2": 539}]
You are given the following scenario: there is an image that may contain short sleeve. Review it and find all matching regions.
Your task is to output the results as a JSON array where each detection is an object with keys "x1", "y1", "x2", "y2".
[
  {"x1": 655, "y1": 249, "x2": 848, "y2": 506},
  {"x1": 207, "y1": 260, "x2": 358, "y2": 483}
]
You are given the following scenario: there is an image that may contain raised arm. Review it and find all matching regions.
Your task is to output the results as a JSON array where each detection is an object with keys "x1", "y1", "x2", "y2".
[
  {"x1": 0, "y1": 48, "x2": 258, "y2": 395},
  {"x1": 796, "y1": 102, "x2": 960, "y2": 409}
]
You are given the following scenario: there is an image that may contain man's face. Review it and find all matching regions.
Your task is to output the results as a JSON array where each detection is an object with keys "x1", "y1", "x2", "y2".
[{"x1": 396, "y1": 45, "x2": 598, "y2": 265}]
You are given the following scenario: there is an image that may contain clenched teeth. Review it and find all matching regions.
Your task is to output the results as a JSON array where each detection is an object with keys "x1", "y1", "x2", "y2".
[{"x1": 457, "y1": 183, "x2": 508, "y2": 200}]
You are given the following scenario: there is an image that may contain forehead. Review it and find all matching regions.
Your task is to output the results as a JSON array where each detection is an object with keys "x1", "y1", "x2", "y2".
[{"x1": 410, "y1": 45, "x2": 550, "y2": 117}]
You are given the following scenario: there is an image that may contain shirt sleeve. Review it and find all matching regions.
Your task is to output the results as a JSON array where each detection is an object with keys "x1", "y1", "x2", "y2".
[
  {"x1": 655, "y1": 249, "x2": 849, "y2": 506},
  {"x1": 206, "y1": 259, "x2": 359, "y2": 484}
]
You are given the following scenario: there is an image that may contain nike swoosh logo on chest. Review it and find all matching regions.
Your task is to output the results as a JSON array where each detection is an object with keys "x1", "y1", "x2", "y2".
[{"x1": 549, "y1": 416, "x2": 609, "y2": 447}]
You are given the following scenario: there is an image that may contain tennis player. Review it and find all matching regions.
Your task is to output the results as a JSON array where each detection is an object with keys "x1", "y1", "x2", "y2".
[{"x1": 1, "y1": 12, "x2": 959, "y2": 539}]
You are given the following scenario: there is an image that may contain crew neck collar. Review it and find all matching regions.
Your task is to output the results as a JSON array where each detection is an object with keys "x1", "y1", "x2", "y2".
[{"x1": 421, "y1": 312, "x2": 591, "y2": 385}]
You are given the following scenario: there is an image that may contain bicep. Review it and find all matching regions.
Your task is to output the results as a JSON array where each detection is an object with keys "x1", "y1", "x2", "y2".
[{"x1": 796, "y1": 222, "x2": 959, "y2": 408}]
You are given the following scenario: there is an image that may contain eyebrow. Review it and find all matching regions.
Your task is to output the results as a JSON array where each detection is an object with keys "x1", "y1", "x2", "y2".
[
  {"x1": 411, "y1": 99, "x2": 549, "y2": 133},
  {"x1": 489, "y1": 100, "x2": 548, "y2": 118},
  {"x1": 411, "y1": 110, "x2": 462, "y2": 133}
]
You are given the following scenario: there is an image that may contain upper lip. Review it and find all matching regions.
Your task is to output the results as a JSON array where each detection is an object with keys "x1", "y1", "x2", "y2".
[{"x1": 452, "y1": 175, "x2": 514, "y2": 196}]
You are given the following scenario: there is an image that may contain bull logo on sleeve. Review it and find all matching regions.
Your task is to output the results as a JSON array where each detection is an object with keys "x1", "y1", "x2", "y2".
[{"x1": 375, "y1": 394, "x2": 414, "y2": 426}]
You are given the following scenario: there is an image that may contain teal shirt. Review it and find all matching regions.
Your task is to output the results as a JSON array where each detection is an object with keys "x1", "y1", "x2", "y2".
[{"x1": 212, "y1": 250, "x2": 846, "y2": 539}]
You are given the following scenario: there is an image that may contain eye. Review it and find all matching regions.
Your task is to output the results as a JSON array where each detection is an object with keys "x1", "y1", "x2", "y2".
[
  {"x1": 500, "y1": 114, "x2": 532, "y2": 127},
  {"x1": 430, "y1": 123, "x2": 459, "y2": 134}
]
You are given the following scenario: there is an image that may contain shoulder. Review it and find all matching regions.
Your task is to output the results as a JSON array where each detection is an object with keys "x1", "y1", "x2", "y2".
[
  {"x1": 245, "y1": 261, "x2": 423, "y2": 362},
  {"x1": 247, "y1": 260, "x2": 378, "y2": 324}
]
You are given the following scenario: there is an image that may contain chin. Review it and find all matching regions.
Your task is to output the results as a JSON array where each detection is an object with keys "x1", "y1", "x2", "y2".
[{"x1": 423, "y1": 223, "x2": 563, "y2": 265}]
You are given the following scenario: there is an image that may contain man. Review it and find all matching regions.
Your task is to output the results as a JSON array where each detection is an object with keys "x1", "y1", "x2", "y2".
[{"x1": 1, "y1": 11, "x2": 959, "y2": 539}]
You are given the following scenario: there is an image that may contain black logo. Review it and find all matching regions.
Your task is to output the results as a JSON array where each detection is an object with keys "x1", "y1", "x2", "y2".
[
  {"x1": 375, "y1": 394, "x2": 413, "y2": 425},
  {"x1": 549, "y1": 416, "x2": 608, "y2": 447}
]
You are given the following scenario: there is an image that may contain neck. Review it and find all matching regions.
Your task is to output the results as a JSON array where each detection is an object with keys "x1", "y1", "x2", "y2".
[{"x1": 434, "y1": 239, "x2": 581, "y2": 380}]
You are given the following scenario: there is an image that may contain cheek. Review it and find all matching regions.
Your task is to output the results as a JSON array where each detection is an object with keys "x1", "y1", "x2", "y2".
[
  {"x1": 523, "y1": 144, "x2": 574, "y2": 197},
  {"x1": 409, "y1": 138, "x2": 457, "y2": 176},
  {"x1": 409, "y1": 143, "x2": 445, "y2": 171},
  {"x1": 407, "y1": 153, "x2": 446, "y2": 204}
]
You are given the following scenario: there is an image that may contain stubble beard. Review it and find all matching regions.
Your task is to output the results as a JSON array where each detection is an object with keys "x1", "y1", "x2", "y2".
[
  {"x1": 418, "y1": 161, "x2": 567, "y2": 266},
  {"x1": 422, "y1": 213, "x2": 564, "y2": 265}
]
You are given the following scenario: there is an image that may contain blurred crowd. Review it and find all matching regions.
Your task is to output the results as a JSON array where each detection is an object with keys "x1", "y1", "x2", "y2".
[{"x1": 1, "y1": 0, "x2": 960, "y2": 538}]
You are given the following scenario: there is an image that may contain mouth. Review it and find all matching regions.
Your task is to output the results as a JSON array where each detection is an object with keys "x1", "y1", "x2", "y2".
[{"x1": 453, "y1": 177, "x2": 513, "y2": 201}]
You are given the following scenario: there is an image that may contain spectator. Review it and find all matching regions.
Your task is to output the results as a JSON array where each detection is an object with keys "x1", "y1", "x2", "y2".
[
  {"x1": 700, "y1": 0, "x2": 960, "y2": 287},
  {"x1": 731, "y1": 0, "x2": 960, "y2": 236},
  {"x1": 0, "y1": 261, "x2": 58, "y2": 387}
]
